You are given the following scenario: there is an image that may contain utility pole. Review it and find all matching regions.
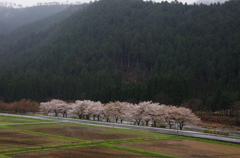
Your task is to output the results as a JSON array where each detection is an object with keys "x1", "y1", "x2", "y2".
[
  {"x1": 173, "y1": 123, "x2": 175, "y2": 138},
  {"x1": 112, "y1": 117, "x2": 114, "y2": 128},
  {"x1": 177, "y1": 119, "x2": 179, "y2": 137}
]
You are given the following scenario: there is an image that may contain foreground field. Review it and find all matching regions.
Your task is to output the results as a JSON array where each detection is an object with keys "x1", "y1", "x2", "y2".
[
  {"x1": 11, "y1": 123, "x2": 161, "y2": 141},
  {"x1": 117, "y1": 139, "x2": 240, "y2": 158},
  {"x1": 0, "y1": 128, "x2": 79, "y2": 150},
  {"x1": 10, "y1": 147, "x2": 146, "y2": 158},
  {"x1": 0, "y1": 115, "x2": 52, "y2": 125},
  {"x1": 0, "y1": 115, "x2": 239, "y2": 158}
]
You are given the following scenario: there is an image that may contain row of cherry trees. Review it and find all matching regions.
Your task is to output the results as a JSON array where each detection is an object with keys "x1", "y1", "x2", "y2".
[{"x1": 39, "y1": 99, "x2": 200, "y2": 130}]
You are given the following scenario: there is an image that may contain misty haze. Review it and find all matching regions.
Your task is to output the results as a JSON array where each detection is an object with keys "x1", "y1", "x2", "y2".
[{"x1": 0, "y1": 0, "x2": 239, "y2": 157}]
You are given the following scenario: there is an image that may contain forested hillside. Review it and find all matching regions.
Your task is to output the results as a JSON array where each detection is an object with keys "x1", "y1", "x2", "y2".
[
  {"x1": 0, "y1": 4, "x2": 70, "y2": 34},
  {"x1": 0, "y1": 5, "x2": 84, "y2": 50},
  {"x1": 0, "y1": 0, "x2": 240, "y2": 114}
]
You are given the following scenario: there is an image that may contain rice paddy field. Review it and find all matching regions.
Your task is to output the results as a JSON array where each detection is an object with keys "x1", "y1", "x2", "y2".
[
  {"x1": 0, "y1": 115, "x2": 239, "y2": 158},
  {"x1": 0, "y1": 116, "x2": 51, "y2": 125}
]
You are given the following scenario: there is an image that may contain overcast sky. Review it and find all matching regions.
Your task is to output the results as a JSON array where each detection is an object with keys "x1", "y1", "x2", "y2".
[{"x1": 1, "y1": 0, "x2": 227, "y2": 7}]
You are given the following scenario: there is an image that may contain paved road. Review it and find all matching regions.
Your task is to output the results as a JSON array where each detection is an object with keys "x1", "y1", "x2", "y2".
[{"x1": 1, "y1": 113, "x2": 240, "y2": 144}]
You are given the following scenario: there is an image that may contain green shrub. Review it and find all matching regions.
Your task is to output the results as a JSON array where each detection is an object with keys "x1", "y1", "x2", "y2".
[
  {"x1": 203, "y1": 129, "x2": 229, "y2": 135},
  {"x1": 158, "y1": 124, "x2": 166, "y2": 128}
]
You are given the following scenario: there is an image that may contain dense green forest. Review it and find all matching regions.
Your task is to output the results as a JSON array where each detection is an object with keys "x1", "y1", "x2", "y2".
[{"x1": 0, "y1": 0, "x2": 240, "y2": 115}]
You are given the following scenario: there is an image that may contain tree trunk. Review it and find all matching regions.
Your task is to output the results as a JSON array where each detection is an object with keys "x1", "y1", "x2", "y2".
[
  {"x1": 121, "y1": 119, "x2": 123, "y2": 123},
  {"x1": 137, "y1": 57, "x2": 139, "y2": 68},
  {"x1": 178, "y1": 121, "x2": 184, "y2": 130},
  {"x1": 154, "y1": 121, "x2": 156, "y2": 127},
  {"x1": 168, "y1": 121, "x2": 174, "y2": 129},
  {"x1": 121, "y1": 58, "x2": 123, "y2": 69},
  {"x1": 146, "y1": 121, "x2": 149, "y2": 126},
  {"x1": 136, "y1": 119, "x2": 141, "y2": 125},
  {"x1": 128, "y1": 54, "x2": 130, "y2": 68}
]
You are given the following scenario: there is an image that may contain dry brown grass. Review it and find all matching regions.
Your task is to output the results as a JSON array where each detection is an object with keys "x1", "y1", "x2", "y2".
[
  {"x1": 117, "y1": 139, "x2": 240, "y2": 158},
  {"x1": 198, "y1": 114, "x2": 240, "y2": 131},
  {"x1": 10, "y1": 146, "x2": 149, "y2": 158},
  {"x1": 199, "y1": 114, "x2": 237, "y2": 125},
  {"x1": 197, "y1": 122, "x2": 222, "y2": 128}
]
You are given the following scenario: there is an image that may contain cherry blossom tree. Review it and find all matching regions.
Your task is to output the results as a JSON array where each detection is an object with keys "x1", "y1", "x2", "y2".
[
  {"x1": 39, "y1": 99, "x2": 200, "y2": 130},
  {"x1": 84, "y1": 100, "x2": 95, "y2": 120},
  {"x1": 172, "y1": 107, "x2": 200, "y2": 130},
  {"x1": 130, "y1": 103, "x2": 142, "y2": 125},
  {"x1": 39, "y1": 99, "x2": 68, "y2": 116},
  {"x1": 129, "y1": 101, "x2": 163, "y2": 126},
  {"x1": 58, "y1": 103, "x2": 71, "y2": 117},
  {"x1": 164, "y1": 105, "x2": 177, "y2": 129},
  {"x1": 39, "y1": 102, "x2": 51, "y2": 115},
  {"x1": 139, "y1": 101, "x2": 153, "y2": 126},
  {"x1": 50, "y1": 99, "x2": 68, "y2": 116},
  {"x1": 119, "y1": 102, "x2": 132, "y2": 123},
  {"x1": 149, "y1": 103, "x2": 166, "y2": 127},
  {"x1": 89, "y1": 101, "x2": 103, "y2": 121},
  {"x1": 104, "y1": 101, "x2": 125, "y2": 123},
  {"x1": 69, "y1": 100, "x2": 91, "y2": 119}
]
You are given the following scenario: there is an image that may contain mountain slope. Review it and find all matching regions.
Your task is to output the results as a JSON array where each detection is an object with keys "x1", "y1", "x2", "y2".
[
  {"x1": 0, "y1": 0, "x2": 239, "y2": 111},
  {"x1": 0, "y1": 5, "x2": 84, "y2": 48},
  {"x1": 0, "y1": 4, "x2": 70, "y2": 35}
]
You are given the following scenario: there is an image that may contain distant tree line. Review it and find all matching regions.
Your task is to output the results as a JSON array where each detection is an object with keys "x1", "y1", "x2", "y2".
[
  {"x1": 0, "y1": 2, "x2": 22, "y2": 8},
  {"x1": 0, "y1": 99, "x2": 38, "y2": 113},
  {"x1": 0, "y1": 72, "x2": 187, "y2": 105}
]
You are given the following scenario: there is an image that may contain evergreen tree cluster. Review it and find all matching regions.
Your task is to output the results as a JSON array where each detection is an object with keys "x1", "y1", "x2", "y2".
[
  {"x1": 0, "y1": 0, "x2": 240, "y2": 114},
  {"x1": 0, "y1": 72, "x2": 188, "y2": 106}
]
